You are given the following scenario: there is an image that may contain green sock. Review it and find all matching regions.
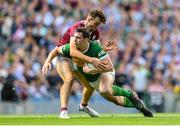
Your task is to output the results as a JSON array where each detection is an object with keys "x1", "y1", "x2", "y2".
[
  {"x1": 112, "y1": 85, "x2": 133, "y2": 98},
  {"x1": 123, "y1": 97, "x2": 135, "y2": 108}
]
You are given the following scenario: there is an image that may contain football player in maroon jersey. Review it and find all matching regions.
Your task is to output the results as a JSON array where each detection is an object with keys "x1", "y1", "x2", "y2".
[{"x1": 42, "y1": 9, "x2": 117, "y2": 118}]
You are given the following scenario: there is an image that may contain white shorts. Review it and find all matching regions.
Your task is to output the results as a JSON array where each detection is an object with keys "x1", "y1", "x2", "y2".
[
  {"x1": 69, "y1": 59, "x2": 79, "y2": 71},
  {"x1": 89, "y1": 70, "x2": 115, "y2": 91},
  {"x1": 58, "y1": 54, "x2": 70, "y2": 60}
]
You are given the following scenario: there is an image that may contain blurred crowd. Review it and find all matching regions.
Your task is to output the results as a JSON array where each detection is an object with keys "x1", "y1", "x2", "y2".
[{"x1": 0, "y1": 0, "x2": 180, "y2": 112}]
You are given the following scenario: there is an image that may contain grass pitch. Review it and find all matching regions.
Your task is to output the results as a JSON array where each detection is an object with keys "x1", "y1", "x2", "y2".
[{"x1": 0, "y1": 113, "x2": 180, "y2": 125}]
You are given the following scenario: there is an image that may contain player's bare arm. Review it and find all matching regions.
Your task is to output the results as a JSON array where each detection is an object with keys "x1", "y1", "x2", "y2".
[
  {"x1": 70, "y1": 39, "x2": 117, "y2": 62},
  {"x1": 42, "y1": 46, "x2": 62, "y2": 75},
  {"x1": 70, "y1": 37, "x2": 102, "y2": 66},
  {"x1": 83, "y1": 56, "x2": 113, "y2": 74}
]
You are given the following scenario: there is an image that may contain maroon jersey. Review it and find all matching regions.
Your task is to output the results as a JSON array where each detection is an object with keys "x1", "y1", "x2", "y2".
[{"x1": 57, "y1": 20, "x2": 100, "y2": 46}]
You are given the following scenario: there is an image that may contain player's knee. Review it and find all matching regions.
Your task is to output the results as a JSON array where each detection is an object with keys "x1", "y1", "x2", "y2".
[
  {"x1": 63, "y1": 74, "x2": 73, "y2": 84},
  {"x1": 99, "y1": 84, "x2": 113, "y2": 95},
  {"x1": 64, "y1": 77, "x2": 73, "y2": 84},
  {"x1": 99, "y1": 87, "x2": 110, "y2": 95}
]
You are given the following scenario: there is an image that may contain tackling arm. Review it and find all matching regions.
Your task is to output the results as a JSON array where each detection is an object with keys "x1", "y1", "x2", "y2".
[
  {"x1": 70, "y1": 38, "x2": 94, "y2": 63},
  {"x1": 83, "y1": 56, "x2": 113, "y2": 74},
  {"x1": 70, "y1": 38, "x2": 102, "y2": 68}
]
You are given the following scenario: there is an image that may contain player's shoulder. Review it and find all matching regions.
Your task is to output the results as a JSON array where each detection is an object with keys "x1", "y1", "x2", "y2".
[
  {"x1": 90, "y1": 40, "x2": 99, "y2": 45},
  {"x1": 68, "y1": 20, "x2": 85, "y2": 36},
  {"x1": 90, "y1": 40, "x2": 102, "y2": 49},
  {"x1": 62, "y1": 43, "x2": 70, "y2": 50},
  {"x1": 72, "y1": 20, "x2": 85, "y2": 28}
]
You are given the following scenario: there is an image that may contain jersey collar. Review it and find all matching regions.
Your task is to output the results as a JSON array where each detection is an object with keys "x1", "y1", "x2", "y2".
[{"x1": 82, "y1": 42, "x2": 90, "y2": 53}]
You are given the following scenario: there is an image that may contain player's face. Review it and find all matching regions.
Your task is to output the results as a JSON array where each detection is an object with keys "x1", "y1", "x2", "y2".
[
  {"x1": 73, "y1": 32, "x2": 84, "y2": 48},
  {"x1": 85, "y1": 15, "x2": 102, "y2": 32}
]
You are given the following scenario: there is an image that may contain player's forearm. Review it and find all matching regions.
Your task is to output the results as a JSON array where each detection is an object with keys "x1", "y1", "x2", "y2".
[
  {"x1": 97, "y1": 58, "x2": 113, "y2": 73},
  {"x1": 88, "y1": 61, "x2": 113, "y2": 74},
  {"x1": 70, "y1": 38, "x2": 93, "y2": 63},
  {"x1": 70, "y1": 48, "x2": 93, "y2": 63},
  {"x1": 102, "y1": 46, "x2": 107, "y2": 52},
  {"x1": 88, "y1": 66, "x2": 113, "y2": 74},
  {"x1": 45, "y1": 48, "x2": 59, "y2": 64}
]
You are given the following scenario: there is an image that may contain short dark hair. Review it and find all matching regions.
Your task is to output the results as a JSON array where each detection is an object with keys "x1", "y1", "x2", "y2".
[
  {"x1": 76, "y1": 27, "x2": 90, "y2": 38},
  {"x1": 88, "y1": 9, "x2": 106, "y2": 24}
]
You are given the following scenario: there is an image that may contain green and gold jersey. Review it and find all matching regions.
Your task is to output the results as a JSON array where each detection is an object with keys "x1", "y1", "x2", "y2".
[{"x1": 61, "y1": 40, "x2": 108, "y2": 82}]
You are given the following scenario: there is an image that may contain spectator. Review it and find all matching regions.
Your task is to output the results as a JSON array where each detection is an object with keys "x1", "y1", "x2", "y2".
[
  {"x1": 1, "y1": 73, "x2": 19, "y2": 102},
  {"x1": 131, "y1": 59, "x2": 150, "y2": 100},
  {"x1": 147, "y1": 69, "x2": 165, "y2": 112},
  {"x1": 28, "y1": 75, "x2": 50, "y2": 100}
]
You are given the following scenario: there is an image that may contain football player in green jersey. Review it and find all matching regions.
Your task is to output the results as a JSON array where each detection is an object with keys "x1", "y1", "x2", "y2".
[{"x1": 42, "y1": 27, "x2": 153, "y2": 117}]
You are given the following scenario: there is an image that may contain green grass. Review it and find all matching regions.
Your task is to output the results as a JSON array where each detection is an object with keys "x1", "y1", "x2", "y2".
[{"x1": 0, "y1": 113, "x2": 180, "y2": 125}]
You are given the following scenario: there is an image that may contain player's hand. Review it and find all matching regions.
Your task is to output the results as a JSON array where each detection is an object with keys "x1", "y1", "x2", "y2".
[
  {"x1": 90, "y1": 57, "x2": 101, "y2": 68},
  {"x1": 42, "y1": 62, "x2": 51, "y2": 75},
  {"x1": 103, "y1": 40, "x2": 118, "y2": 51},
  {"x1": 90, "y1": 58, "x2": 109, "y2": 71},
  {"x1": 97, "y1": 61, "x2": 109, "y2": 71}
]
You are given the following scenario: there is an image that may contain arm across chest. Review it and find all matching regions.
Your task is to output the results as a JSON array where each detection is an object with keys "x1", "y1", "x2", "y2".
[{"x1": 72, "y1": 57, "x2": 85, "y2": 67}]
